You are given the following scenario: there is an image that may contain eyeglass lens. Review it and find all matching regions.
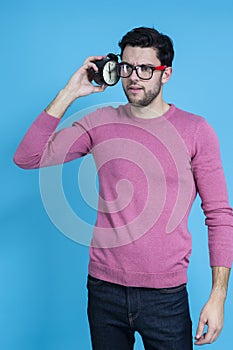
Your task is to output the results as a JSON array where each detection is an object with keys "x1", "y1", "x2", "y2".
[{"x1": 119, "y1": 63, "x2": 153, "y2": 80}]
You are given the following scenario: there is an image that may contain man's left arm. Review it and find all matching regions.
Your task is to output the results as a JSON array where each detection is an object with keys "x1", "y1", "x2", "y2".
[
  {"x1": 195, "y1": 266, "x2": 231, "y2": 345},
  {"x1": 191, "y1": 119, "x2": 233, "y2": 345}
]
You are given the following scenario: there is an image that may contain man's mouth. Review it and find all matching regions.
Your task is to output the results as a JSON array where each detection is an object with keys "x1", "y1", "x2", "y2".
[{"x1": 127, "y1": 85, "x2": 144, "y2": 93}]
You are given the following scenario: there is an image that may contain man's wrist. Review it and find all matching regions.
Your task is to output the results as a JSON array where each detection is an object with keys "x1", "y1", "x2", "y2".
[
  {"x1": 45, "y1": 88, "x2": 77, "y2": 119},
  {"x1": 210, "y1": 286, "x2": 227, "y2": 301}
]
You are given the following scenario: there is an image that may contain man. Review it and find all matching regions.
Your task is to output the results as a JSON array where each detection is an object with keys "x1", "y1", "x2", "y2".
[{"x1": 14, "y1": 27, "x2": 233, "y2": 349}]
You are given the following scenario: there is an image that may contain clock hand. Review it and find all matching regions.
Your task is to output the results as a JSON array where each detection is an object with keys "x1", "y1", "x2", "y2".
[{"x1": 108, "y1": 63, "x2": 111, "y2": 80}]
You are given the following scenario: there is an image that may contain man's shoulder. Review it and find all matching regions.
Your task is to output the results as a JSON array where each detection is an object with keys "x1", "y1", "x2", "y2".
[
  {"x1": 172, "y1": 105, "x2": 217, "y2": 144},
  {"x1": 173, "y1": 105, "x2": 206, "y2": 126}
]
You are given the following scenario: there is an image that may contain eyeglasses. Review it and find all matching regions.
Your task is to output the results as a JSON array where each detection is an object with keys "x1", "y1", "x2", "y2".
[{"x1": 118, "y1": 62, "x2": 167, "y2": 80}]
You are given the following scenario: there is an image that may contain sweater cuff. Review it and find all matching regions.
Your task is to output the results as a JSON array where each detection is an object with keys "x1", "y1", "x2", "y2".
[
  {"x1": 34, "y1": 110, "x2": 60, "y2": 132},
  {"x1": 209, "y1": 252, "x2": 233, "y2": 268}
]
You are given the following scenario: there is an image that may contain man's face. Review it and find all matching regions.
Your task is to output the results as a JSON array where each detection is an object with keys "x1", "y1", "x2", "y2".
[{"x1": 121, "y1": 46, "x2": 163, "y2": 107}]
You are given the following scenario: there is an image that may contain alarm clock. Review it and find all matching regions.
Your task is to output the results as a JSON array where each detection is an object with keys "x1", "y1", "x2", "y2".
[{"x1": 90, "y1": 53, "x2": 120, "y2": 86}]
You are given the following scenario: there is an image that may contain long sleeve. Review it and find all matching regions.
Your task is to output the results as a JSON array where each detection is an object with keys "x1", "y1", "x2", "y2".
[
  {"x1": 191, "y1": 119, "x2": 233, "y2": 268},
  {"x1": 14, "y1": 111, "x2": 93, "y2": 169}
]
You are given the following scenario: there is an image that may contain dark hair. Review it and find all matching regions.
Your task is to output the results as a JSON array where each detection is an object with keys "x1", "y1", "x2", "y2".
[{"x1": 118, "y1": 27, "x2": 174, "y2": 67}]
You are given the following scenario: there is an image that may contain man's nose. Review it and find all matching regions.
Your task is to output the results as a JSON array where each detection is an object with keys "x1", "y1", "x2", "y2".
[{"x1": 130, "y1": 69, "x2": 139, "y2": 81}]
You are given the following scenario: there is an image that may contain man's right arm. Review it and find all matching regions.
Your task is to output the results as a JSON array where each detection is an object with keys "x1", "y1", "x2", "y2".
[{"x1": 14, "y1": 56, "x2": 107, "y2": 168}]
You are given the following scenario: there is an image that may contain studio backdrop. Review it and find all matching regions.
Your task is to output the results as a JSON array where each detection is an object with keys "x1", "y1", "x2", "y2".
[{"x1": 1, "y1": 1, "x2": 233, "y2": 349}]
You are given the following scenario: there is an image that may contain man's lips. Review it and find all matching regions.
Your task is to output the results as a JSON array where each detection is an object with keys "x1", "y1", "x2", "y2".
[{"x1": 127, "y1": 85, "x2": 144, "y2": 93}]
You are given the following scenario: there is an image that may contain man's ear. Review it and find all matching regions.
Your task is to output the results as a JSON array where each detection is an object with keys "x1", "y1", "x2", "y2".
[{"x1": 161, "y1": 67, "x2": 173, "y2": 84}]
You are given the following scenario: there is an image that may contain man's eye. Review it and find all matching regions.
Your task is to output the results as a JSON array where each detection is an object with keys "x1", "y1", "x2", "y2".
[
  {"x1": 141, "y1": 65, "x2": 151, "y2": 72},
  {"x1": 124, "y1": 64, "x2": 130, "y2": 70},
  {"x1": 123, "y1": 64, "x2": 131, "y2": 72}
]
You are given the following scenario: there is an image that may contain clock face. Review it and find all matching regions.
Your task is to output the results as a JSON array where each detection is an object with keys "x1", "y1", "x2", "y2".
[{"x1": 102, "y1": 60, "x2": 119, "y2": 86}]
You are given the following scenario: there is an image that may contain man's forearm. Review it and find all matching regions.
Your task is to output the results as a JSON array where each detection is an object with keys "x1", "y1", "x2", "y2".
[{"x1": 211, "y1": 266, "x2": 231, "y2": 300}]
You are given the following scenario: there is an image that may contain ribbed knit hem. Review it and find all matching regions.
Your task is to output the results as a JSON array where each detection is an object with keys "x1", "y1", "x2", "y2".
[{"x1": 88, "y1": 261, "x2": 188, "y2": 289}]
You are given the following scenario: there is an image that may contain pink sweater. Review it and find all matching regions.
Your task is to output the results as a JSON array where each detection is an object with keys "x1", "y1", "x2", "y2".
[{"x1": 14, "y1": 104, "x2": 233, "y2": 288}]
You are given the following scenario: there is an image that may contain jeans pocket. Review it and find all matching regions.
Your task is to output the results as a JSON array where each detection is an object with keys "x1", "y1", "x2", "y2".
[
  {"x1": 158, "y1": 283, "x2": 186, "y2": 294},
  {"x1": 87, "y1": 274, "x2": 105, "y2": 286}
]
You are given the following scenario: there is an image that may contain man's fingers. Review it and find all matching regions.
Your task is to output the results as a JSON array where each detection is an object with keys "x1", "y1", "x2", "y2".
[
  {"x1": 82, "y1": 61, "x2": 99, "y2": 73},
  {"x1": 82, "y1": 55, "x2": 107, "y2": 74},
  {"x1": 92, "y1": 84, "x2": 107, "y2": 94},
  {"x1": 195, "y1": 328, "x2": 219, "y2": 345},
  {"x1": 195, "y1": 318, "x2": 206, "y2": 340},
  {"x1": 83, "y1": 55, "x2": 106, "y2": 66}
]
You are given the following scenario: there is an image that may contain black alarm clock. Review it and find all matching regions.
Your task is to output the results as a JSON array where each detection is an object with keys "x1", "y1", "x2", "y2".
[{"x1": 90, "y1": 53, "x2": 120, "y2": 86}]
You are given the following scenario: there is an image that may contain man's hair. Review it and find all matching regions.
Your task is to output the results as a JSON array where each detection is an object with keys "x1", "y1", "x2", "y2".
[{"x1": 118, "y1": 27, "x2": 174, "y2": 67}]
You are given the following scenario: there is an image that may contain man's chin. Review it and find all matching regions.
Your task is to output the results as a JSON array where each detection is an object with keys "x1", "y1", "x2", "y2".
[
  {"x1": 129, "y1": 101, "x2": 145, "y2": 108},
  {"x1": 126, "y1": 95, "x2": 145, "y2": 107},
  {"x1": 128, "y1": 97, "x2": 151, "y2": 108}
]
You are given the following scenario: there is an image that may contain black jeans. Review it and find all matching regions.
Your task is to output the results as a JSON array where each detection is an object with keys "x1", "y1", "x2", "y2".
[{"x1": 87, "y1": 275, "x2": 193, "y2": 350}]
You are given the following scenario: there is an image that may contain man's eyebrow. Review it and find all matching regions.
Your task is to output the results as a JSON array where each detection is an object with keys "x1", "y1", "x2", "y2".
[{"x1": 120, "y1": 61, "x2": 156, "y2": 66}]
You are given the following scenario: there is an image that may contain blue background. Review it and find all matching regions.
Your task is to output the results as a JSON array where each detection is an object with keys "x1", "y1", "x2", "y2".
[{"x1": 1, "y1": 0, "x2": 233, "y2": 349}]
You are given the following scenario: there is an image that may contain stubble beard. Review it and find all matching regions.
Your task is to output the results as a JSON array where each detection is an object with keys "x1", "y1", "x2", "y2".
[{"x1": 123, "y1": 79, "x2": 163, "y2": 107}]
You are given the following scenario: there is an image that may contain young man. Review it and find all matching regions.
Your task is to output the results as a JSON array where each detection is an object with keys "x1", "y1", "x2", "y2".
[{"x1": 14, "y1": 27, "x2": 233, "y2": 349}]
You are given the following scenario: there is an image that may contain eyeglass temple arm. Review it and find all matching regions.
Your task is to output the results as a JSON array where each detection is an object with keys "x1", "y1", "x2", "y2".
[{"x1": 154, "y1": 65, "x2": 167, "y2": 71}]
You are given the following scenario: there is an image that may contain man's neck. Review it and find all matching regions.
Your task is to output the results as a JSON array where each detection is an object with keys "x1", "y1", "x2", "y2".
[{"x1": 130, "y1": 100, "x2": 170, "y2": 119}]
